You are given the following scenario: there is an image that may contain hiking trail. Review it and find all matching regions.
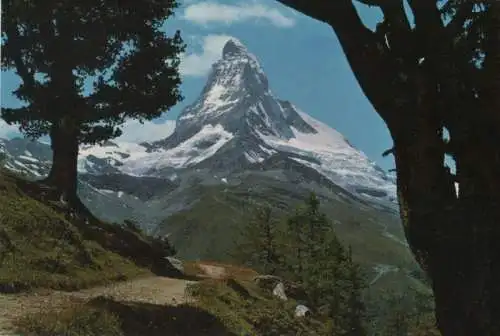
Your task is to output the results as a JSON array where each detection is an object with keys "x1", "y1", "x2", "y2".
[{"x1": 0, "y1": 263, "x2": 230, "y2": 335}]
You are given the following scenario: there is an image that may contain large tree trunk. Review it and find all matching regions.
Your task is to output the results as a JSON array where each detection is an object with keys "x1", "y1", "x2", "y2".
[
  {"x1": 430, "y1": 208, "x2": 500, "y2": 336},
  {"x1": 273, "y1": 1, "x2": 500, "y2": 335},
  {"x1": 394, "y1": 122, "x2": 500, "y2": 335},
  {"x1": 44, "y1": 118, "x2": 80, "y2": 209}
]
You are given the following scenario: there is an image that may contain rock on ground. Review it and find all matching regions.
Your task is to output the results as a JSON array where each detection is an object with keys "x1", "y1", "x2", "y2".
[
  {"x1": 295, "y1": 304, "x2": 311, "y2": 317},
  {"x1": 272, "y1": 282, "x2": 288, "y2": 301}
]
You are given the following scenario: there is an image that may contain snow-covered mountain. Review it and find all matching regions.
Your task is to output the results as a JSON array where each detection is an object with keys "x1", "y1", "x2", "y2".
[
  {"x1": 0, "y1": 39, "x2": 417, "y2": 278},
  {"x1": 0, "y1": 38, "x2": 398, "y2": 216},
  {"x1": 0, "y1": 137, "x2": 52, "y2": 177},
  {"x1": 68, "y1": 38, "x2": 395, "y2": 204}
]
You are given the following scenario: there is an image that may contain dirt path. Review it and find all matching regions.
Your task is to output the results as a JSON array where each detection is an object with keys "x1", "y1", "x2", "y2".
[
  {"x1": 0, "y1": 261, "x2": 248, "y2": 335},
  {"x1": 0, "y1": 276, "x2": 196, "y2": 335}
]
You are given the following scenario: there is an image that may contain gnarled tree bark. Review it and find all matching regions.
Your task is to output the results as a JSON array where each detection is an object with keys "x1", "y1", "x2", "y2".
[
  {"x1": 44, "y1": 118, "x2": 80, "y2": 207},
  {"x1": 275, "y1": 1, "x2": 500, "y2": 334}
]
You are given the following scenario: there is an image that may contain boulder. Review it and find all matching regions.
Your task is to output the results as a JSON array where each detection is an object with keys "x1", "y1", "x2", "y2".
[
  {"x1": 295, "y1": 304, "x2": 311, "y2": 318},
  {"x1": 253, "y1": 275, "x2": 282, "y2": 291},
  {"x1": 272, "y1": 282, "x2": 288, "y2": 301},
  {"x1": 253, "y1": 275, "x2": 308, "y2": 301}
]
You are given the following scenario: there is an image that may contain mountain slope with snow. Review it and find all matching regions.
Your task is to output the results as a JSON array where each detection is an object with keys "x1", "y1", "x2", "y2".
[
  {"x1": 0, "y1": 39, "x2": 422, "y2": 292},
  {"x1": 65, "y1": 38, "x2": 396, "y2": 204},
  {"x1": 0, "y1": 38, "x2": 401, "y2": 218}
]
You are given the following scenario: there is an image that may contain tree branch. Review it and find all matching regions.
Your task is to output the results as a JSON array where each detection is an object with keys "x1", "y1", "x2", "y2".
[
  {"x1": 482, "y1": 3, "x2": 500, "y2": 124},
  {"x1": 3, "y1": 21, "x2": 37, "y2": 95},
  {"x1": 356, "y1": 0, "x2": 392, "y2": 6},
  {"x1": 326, "y1": 2, "x2": 408, "y2": 129},
  {"x1": 382, "y1": 147, "x2": 395, "y2": 157},
  {"x1": 377, "y1": 1, "x2": 414, "y2": 59},
  {"x1": 407, "y1": 0, "x2": 445, "y2": 51},
  {"x1": 276, "y1": 0, "x2": 412, "y2": 130},
  {"x1": 443, "y1": 1, "x2": 474, "y2": 37},
  {"x1": 275, "y1": 0, "x2": 340, "y2": 24}
]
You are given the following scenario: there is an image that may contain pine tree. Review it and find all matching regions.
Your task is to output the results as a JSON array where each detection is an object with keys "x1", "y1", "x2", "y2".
[
  {"x1": 234, "y1": 194, "x2": 367, "y2": 335},
  {"x1": 284, "y1": 193, "x2": 367, "y2": 335},
  {"x1": 379, "y1": 290, "x2": 412, "y2": 336},
  {"x1": 233, "y1": 206, "x2": 281, "y2": 274},
  {"x1": 342, "y1": 246, "x2": 366, "y2": 336},
  {"x1": 284, "y1": 206, "x2": 307, "y2": 279},
  {"x1": 1, "y1": 0, "x2": 184, "y2": 211},
  {"x1": 284, "y1": 193, "x2": 331, "y2": 281},
  {"x1": 303, "y1": 193, "x2": 330, "y2": 259}
]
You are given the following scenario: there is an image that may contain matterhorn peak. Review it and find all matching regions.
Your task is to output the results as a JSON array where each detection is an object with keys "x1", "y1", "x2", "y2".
[
  {"x1": 222, "y1": 38, "x2": 249, "y2": 59},
  {"x1": 211, "y1": 37, "x2": 269, "y2": 94},
  {"x1": 174, "y1": 37, "x2": 270, "y2": 127}
]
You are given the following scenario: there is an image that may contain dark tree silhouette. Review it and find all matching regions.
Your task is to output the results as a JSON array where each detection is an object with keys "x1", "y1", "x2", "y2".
[
  {"x1": 1, "y1": 0, "x2": 184, "y2": 211},
  {"x1": 274, "y1": 1, "x2": 500, "y2": 335}
]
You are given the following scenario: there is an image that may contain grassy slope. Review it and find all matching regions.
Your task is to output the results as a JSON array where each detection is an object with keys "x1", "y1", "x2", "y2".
[
  {"x1": 0, "y1": 170, "x2": 179, "y2": 292},
  {"x1": 185, "y1": 278, "x2": 327, "y2": 335},
  {"x1": 159, "y1": 183, "x2": 417, "y2": 272},
  {"x1": 182, "y1": 262, "x2": 327, "y2": 335}
]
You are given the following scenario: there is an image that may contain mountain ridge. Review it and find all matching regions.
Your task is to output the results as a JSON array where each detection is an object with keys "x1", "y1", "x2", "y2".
[
  {"x1": 0, "y1": 38, "x2": 407, "y2": 267},
  {"x1": 81, "y1": 38, "x2": 396, "y2": 205}
]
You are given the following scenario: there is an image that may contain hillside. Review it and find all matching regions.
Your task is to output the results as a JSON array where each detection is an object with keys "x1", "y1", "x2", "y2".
[
  {"x1": 0, "y1": 169, "x2": 191, "y2": 334},
  {"x1": 0, "y1": 169, "x2": 435, "y2": 335},
  {"x1": 158, "y1": 173, "x2": 413, "y2": 269},
  {"x1": 0, "y1": 169, "x2": 183, "y2": 293}
]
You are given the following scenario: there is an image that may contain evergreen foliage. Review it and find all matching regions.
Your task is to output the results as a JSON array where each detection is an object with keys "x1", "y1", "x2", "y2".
[
  {"x1": 1, "y1": 0, "x2": 184, "y2": 141},
  {"x1": 1, "y1": 0, "x2": 184, "y2": 206},
  {"x1": 232, "y1": 206, "x2": 281, "y2": 275},
  {"x1": 234, "y1": 193, "x2": 367, "y2": 335},
  {"x1": 366, "y1": 286, "x2": 438, "y2": 335}
]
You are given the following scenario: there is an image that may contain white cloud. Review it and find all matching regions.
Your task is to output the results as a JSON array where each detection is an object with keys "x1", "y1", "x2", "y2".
[
  {"x1": 180, "y1": 34, "x2": 235, "y2": 77},
  {"x1": 0, "y1": 119, "x2": 20, "y2": 139},
  {"x1": 116, "y1": 119, "x2": 176, "y2": 143},
  {"x1": 182, "y1": 2, "x2": 295, "y2": 28}
]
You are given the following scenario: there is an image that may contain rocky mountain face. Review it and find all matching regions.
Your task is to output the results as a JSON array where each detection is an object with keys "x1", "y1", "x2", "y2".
[
  {"x1": 91, "y1": 39, "x2": 393, "y2": 203},
  {"x1": 142, "y1": 39, "x2": 397, "y2": 204},
  {"x1": 0, "y1": 39, "x2": 419, "y2": 287}
]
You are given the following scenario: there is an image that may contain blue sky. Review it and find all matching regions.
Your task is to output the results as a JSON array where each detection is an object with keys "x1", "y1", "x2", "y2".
[{"x1": 0, "y1": 0, "x2": 396, "y2": 171}]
